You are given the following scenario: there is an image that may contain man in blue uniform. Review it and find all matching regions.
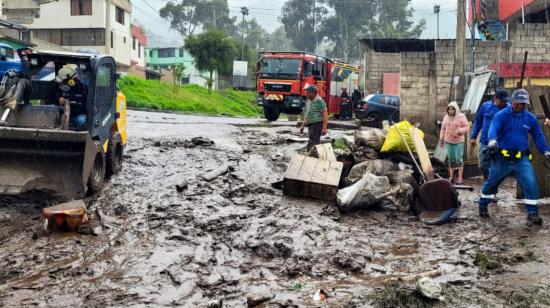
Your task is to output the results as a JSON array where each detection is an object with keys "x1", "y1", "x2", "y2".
[
  {"x1": 479, "y1": 89, "x2": 550, "y2": 225},
  {"x1": 470, "y1": 89, "x2": 510, "y2": 178}
]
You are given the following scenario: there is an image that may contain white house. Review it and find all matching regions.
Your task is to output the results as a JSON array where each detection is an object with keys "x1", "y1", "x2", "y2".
[{"x1": 2, "y1": 0, "x2": 133, "y2": 71}]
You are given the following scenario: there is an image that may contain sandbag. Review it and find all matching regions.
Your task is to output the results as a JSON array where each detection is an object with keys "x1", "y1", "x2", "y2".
[
  {"x1": 337, "y1": 172, "x2": 391, "y2": 213},
  {"x1": 347, "y1": 159, "x2": 396, "y2": 184},
  {"x1": 386, "y1": 183, "x2": 414, "y2": 212},
  {"x1": 388, "y1": 170, "x2": 416, "y2": 186},
  {"x1": 355, "y1": 128, "x2": 387, "y2": 150},
  {"x1": 349, "y1": 144, "x2": 378, "y2": 162},
  {"x1": 380, "y1": 121, "x2": 424, "y2": 153}
]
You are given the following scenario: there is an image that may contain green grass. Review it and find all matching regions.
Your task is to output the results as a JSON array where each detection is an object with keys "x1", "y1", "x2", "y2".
[{"x1": 118, "y1": 76, "x2": 261, "y2": 117}]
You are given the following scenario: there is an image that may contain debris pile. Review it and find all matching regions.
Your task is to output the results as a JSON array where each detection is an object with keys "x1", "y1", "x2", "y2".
[
  {"x1": 282, "y1": 120, "x2": 461, "y2": 224},
  {"x1": 335, "y1": 125, "x2": 417, "y2": 214}
]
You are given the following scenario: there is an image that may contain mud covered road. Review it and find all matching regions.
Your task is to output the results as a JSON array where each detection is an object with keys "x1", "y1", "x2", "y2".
[{"x1": 2, "y1": 110, "x2": 550, "y2": 307}]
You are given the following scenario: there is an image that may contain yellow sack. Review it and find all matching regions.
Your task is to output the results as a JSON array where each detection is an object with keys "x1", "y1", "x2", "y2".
[{"x1": 380, "y1": 120, "x2": 424, "y2": 153}]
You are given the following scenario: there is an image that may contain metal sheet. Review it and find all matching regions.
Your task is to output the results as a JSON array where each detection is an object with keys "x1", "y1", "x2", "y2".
[{"x1": 461, "y1": 72, "x2": 493, "y2": 114}]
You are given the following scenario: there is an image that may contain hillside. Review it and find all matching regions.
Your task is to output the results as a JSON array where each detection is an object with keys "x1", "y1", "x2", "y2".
[{"x1": 118, "y1": 76, "x2": 260, "y2": 117}]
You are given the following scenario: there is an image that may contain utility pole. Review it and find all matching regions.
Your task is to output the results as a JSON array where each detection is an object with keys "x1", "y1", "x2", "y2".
[
  {"x1": 470, "y1": 0, "x2": 476, "y2": 74},
  {"x1": 313, "y1": 0, "x2": 317, "y2": 53},
  {"x1": 434, "y1": 5, "x2": 441, "y2": 39},
  {"x1": 453, "y1": 0, "x2": 466, "y2": 101},
  {"x1": 240, "y1": 6, "x2": 249, "y2": 61}
]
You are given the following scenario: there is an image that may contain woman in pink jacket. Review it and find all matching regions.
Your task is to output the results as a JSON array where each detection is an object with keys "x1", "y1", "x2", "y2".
[{"x1": 439, "y1": 101, "x2": 470, "y2": 184}]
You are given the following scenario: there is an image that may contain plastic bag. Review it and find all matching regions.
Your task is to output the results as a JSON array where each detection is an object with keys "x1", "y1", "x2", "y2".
[
  {"x1": 347, "y1": 159, "x2": 396, "y2": 184},
  {"x1": 349, "y1": 144, "x2": 378, "y2": 162},
  {"x1": 380, "y1": 120, "x2": 424, "y2": 153},
  {"x1": 355, "y1": 128, "x2": 387, "y2": 150},
  {"x1": 337, "y1": 172, "x2": 391, "y2": 213}
]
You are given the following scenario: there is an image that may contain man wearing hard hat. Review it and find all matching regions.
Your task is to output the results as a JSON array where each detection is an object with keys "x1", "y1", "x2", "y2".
[{"x1": 55, "y1": 64, "x2": 88, "y2": 130}]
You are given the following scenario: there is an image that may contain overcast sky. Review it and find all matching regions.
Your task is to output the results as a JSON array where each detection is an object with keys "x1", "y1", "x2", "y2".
[{"x1": 133, "y1": 0, "x2": 461, "y2": 47}]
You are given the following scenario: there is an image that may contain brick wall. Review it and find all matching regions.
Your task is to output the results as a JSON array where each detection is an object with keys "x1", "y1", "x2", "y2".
[{"x1": 364, "y1": 52, "x2": 400, "y2": 94}]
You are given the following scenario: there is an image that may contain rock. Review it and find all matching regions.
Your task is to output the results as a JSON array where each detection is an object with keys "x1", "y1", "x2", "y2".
[
  {"x1": 91, "y1": 226, "x2": 103, "y2": 236},
  {"x1": 176, "y1": 180, "x2": 188, "y2": 192},
  {"x1": 417, "y1": 277, "x2": 442, "y2": 300},
  {"x1": 247, "y1": 292, "x2": 274, "y2": 307},
  {"x1": 205, "y1": 299, "x2": 222, "y2": 308},
  {"x1": 191, "y1": 136, "x2": 214, "y2": 146}
]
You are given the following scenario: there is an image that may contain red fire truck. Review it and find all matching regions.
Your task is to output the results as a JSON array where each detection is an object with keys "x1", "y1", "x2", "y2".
[{"x1": 256, "y1": 51, "x2": 360, "y2": 121}]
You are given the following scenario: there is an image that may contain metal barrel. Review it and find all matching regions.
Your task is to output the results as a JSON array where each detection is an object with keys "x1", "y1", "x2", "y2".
[{"x1": 0, "y1": 127, "x2": 97, "y2": 199}]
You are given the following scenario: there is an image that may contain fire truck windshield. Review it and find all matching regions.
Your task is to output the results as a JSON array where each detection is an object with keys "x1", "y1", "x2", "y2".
[{"x1": 260, "y1": 58, "x2": 301, "y2": 78}]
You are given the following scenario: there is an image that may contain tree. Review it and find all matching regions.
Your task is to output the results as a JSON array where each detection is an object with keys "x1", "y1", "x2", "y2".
[
  {"x1": 160, "y1": 0, "x2": 236, "y2": 38},
  {"x1": 320, "y1": 0, "x2": 378, "y2": 60},
  {"x1": 280, "y1": 0, "x2": 327, "y2": 53},
  {"x1": 185, "y1": 29, "x2": 236, "y2": 91},
  {"x1": 172, "y1": 63, "x2": 186, "y2": 85},
  {"x1": 371, "y1": 0, "x2": 425, "y2": 39},
  {"x1": 280, "y1": 0, "x2": 425, "y2": 60},
  {"x1": 265, "y1": 26, "x2": 294, "y2": 51}
]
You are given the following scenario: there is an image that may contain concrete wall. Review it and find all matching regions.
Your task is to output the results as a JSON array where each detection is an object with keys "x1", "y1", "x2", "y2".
[
  {"x1": 108, "y1": 2, "x2": 131, "y2": 66},
  {"x1": 22, "y1": 0, "x2": 107, "y2": 29}
]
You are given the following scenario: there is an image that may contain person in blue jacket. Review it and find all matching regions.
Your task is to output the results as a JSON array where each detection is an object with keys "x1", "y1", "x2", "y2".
[
  {"x1": 479, "y1": 89, "x2": 550, "y2": 225},
  {"x1": 470, "y1": 89, "x2": 510, "y2": 178}
]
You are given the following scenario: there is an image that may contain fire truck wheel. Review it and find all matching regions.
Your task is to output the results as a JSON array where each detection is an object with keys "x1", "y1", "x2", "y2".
[{"x1": 263, "y1": 105, "x2": 280, "y2": 121}]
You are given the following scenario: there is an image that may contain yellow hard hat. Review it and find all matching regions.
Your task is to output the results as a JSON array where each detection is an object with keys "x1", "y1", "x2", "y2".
[{"x1": 55, "y1": 64, "x2": 77, "y2": 83}]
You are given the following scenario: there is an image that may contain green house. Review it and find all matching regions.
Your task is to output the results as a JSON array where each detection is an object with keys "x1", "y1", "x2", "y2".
[{"x1": 145, "y1": 46, "x2": 215, "y2": 87}]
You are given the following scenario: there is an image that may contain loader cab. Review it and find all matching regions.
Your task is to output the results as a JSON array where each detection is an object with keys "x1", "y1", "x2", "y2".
[{"x1": 22, "y1": 51, "x2": 116, "y2": 143}]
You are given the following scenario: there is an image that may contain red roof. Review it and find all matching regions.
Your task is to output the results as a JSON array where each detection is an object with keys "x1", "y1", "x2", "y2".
[
  {"x1": 131, "y1": 25, "x2": 147, "y2": 46},
  {"x1": 488, "y1": 63, "x2": 550, "y2": 78}
]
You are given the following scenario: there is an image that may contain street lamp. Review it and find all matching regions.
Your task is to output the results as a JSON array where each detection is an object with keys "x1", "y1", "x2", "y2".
[
  {"x1": 240, "y1": 6, "x2": 249, "y2": 61},
  {"x1": 434, "y1": 5, "x2": 441, "y2": 39}
]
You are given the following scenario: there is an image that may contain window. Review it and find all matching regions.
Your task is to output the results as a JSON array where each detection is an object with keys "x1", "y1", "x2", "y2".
[
  {"x1": 123, "y1": 36, "x2": 126, "y2": 44},
  {"x1": 110, "y1": 31, "x2": 114, "y2": 48},
  {"x1": 179, "y1": 48, "x2": 184, "y2": 58},
  {"x1": 158, "y1": 48, "x2": 175, "y2": 58},
  {"x1": 132, "y1": 37, "x2": 136, "y2": 50},
  {"x1": 71, "y1": 0, "x2": 92, "y2": 16},
  {"x1": 138, "y1": 44, "x2": 141, "y2": 58},
  {"x1": 116, "y1": 6, "x2": 125, "y2": 25},
  {"x1": 149, "y1": 50, "x2": 152, "y2": 58},
  {"x1": 62, "y1": 29, "x2": 105, "y2": 46},
  {"x1": 32, "y1": 29, "x2": 105, "y2": 46}
]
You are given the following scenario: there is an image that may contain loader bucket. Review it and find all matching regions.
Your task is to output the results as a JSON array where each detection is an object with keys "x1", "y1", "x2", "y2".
[{"x1": 0, "y1": 127, "x2": 98, "y2": 199}]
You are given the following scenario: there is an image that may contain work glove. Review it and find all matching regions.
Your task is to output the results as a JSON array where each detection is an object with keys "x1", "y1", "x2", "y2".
[
  {"x1": 487, "y1": 140, "x2": 498, "y2": 156},
  {"x1": 545, "y1": 151, "x2": 550, "y2": 161}
]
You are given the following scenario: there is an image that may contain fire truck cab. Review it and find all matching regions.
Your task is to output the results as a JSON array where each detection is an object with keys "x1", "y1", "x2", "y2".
[{"x1": 256, "y1": 51, "x2": 360, "y2": 121}]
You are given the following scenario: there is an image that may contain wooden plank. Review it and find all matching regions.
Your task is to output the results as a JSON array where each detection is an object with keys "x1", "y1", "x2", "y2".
[
  {"x1": 410, "y1": 127, "x2": 434, "y2": 180},
  {"x1": 325, "y1": 161, "x2": 344, "y2": 187},
  {"x1": 297, "y1": 156, "x2": 318, "y2": 182},
  {"x1": 312, "y1": 143, "x2": 337, "y2": 161},
  {"x1": 284, "y1": 154, "x2": 306, "y2": 181},
  {"x1": 310, "y1": 159, "x2": 331, "y2": 184}
]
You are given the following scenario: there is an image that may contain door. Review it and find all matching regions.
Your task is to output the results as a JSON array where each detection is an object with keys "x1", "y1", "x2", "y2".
[
  {"x1": 383, "y1": 73, "x2": 400, "y2": 96},
  {"x1": 92, "y1": 58, "x2": 116, "y2": 143}
]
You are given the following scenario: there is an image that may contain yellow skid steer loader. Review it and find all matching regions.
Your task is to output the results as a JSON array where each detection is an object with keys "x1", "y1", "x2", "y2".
[{"x1": 0, "y1": 50, "x2": 127, "y2": 199}]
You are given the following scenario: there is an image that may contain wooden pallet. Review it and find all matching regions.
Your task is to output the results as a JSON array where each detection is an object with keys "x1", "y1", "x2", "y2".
[{"x1": 283, "y1": 154, "x2": 343, "y2": 201}]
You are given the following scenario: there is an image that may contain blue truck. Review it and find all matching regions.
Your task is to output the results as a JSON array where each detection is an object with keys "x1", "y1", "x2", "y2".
[{"x1": 0, "y1": 44, "x2": 22, "y2": 75}]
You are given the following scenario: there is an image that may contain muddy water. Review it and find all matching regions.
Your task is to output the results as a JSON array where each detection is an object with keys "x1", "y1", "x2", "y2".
[{"x1": 1, "y1": 110, "x2": 550, "y2": 306}]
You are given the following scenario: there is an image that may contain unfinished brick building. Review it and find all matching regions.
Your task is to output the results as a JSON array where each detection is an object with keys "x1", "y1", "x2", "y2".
[{"x1": 361, "y1": 0, "x2": 550, "y2": 137}]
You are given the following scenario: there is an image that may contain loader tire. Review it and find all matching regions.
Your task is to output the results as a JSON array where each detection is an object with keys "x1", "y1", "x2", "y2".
[
  {"x1": 106, "y1": 133, "x2": 123, "y2": 176},
  {"x1": 87, "y1": 147, "x2": 106, "y2": 195}
]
